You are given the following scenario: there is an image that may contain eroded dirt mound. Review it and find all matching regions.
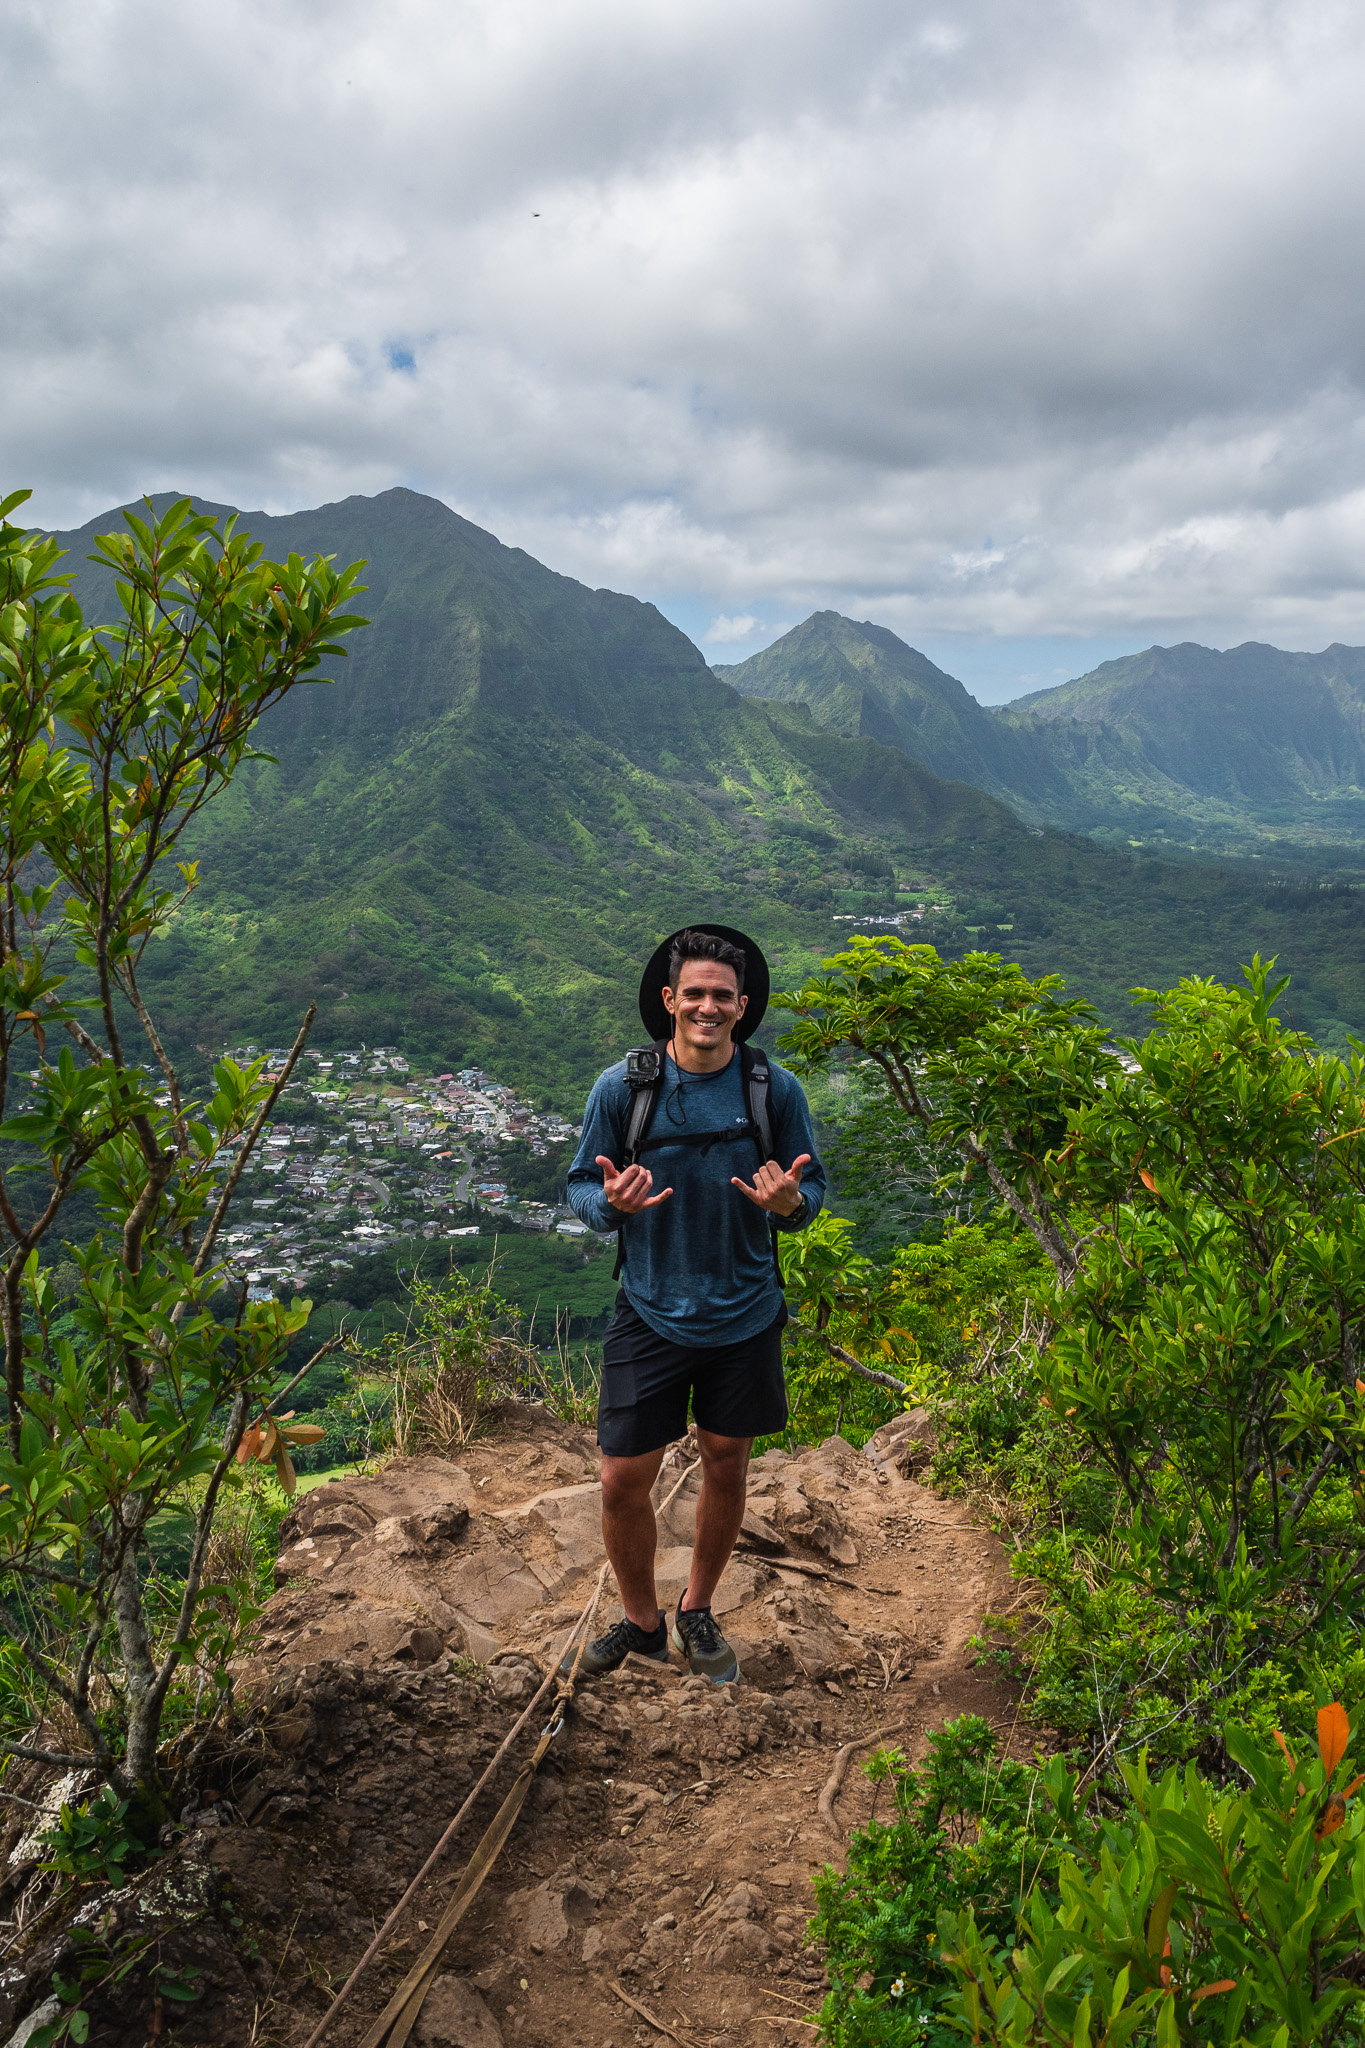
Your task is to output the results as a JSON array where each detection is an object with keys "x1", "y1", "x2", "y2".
[{"x1": 0, "y1": 1406, "x2": 1025, "y2": 2048}]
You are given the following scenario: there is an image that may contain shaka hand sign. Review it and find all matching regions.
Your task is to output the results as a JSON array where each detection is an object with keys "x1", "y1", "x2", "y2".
[
  {"x1": 597, "y1": 1155, "x2": 673, "y2": 1214},
  {"x1": 731, "y1": 1153, "x2": 811, "y2": 1219}
]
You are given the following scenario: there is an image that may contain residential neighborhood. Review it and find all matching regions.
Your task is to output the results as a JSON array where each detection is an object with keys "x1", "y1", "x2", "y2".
[{"x1": 210, "y1": 1043, "x2": 587, "y2": 1299}]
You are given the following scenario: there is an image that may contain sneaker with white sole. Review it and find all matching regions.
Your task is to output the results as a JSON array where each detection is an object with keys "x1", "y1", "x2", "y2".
[
  {"x1": 560, "y1": 1612, "x2": 667, "y2": 1680},
  {"x1": 671, "y1": 1599, "x2": 740, "y2": 1685}
]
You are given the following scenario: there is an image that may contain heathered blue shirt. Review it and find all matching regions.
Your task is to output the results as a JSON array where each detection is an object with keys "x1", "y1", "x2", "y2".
[{"x1": 566, "y1": 1047, "x2": 825, "y2": 1348}]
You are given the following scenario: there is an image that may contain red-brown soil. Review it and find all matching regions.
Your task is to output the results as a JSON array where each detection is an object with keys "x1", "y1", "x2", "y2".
[{"x1": 0, "y1": 1405, "x2": 1027, "y2": 2048}]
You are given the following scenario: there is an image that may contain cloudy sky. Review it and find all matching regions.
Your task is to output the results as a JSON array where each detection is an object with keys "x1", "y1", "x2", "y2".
[{"x1": 6, "y1": 0, "x2": 1365, "y2": 700}]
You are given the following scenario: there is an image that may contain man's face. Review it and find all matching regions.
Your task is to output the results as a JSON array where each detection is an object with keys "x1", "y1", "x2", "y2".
[{"x1": 660, "y1": 958, "x2": 747, "y2": 1058}]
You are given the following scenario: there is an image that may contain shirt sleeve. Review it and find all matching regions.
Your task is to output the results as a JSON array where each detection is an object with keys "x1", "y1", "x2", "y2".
[
  {"x1": 566, "y1": 1070, "x2": 624, "y2": 1234},
  {"x1": 769, "y1": 1065, "x2": 826, "y2": 1233}
]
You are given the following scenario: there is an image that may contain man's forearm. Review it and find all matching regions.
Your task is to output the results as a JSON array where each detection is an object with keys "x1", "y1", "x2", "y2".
[{"x1": 566, "y1": 1180, "x2": 617, "y2": 1233}]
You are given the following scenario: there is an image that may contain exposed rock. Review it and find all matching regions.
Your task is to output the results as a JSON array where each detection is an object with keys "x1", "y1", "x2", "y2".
[
  {"x1": 863, "y1": 1407, "x2": 935, "y2": 1476},
  {"x1": 414, "y1": 1974, "x2": 505, "y2": 2048},
  {"x1": 773, "y1": 1478, "x2": 859, "y2": 1568},
  {"x1": 486, "y1": 1655, "x2": 539, "y2": 1703}
]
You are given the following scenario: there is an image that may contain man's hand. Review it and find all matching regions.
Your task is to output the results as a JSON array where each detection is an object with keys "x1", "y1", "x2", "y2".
[
  {"x1": 731, "y1": 1154, "x2": 811, "y2": 1219},
  {"x1": 597, "y1": 1155, "x2": 673, "y2": 1214}
]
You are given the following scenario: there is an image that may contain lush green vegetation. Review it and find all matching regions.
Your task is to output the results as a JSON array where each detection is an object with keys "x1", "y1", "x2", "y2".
[
  {"x1": 768, "y1": 938, "x2": 1365, "y2": 2045},
  {"x1": 0, "y1": 492, "x2": 365, "y2": 1816},
  {"x1": 814, "y1": 1708, "x2": 1365, "y2": 2048}
]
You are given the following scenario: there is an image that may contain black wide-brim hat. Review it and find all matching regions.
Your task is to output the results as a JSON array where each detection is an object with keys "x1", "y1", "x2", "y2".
[{"x1": 638, "y1": 925, "x2": 770, "y2": 1043}]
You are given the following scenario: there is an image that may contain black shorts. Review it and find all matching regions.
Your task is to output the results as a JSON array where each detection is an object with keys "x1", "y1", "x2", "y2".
[{"x1": 597, "y1": 1292, "x2": 789, "y2": 1458}]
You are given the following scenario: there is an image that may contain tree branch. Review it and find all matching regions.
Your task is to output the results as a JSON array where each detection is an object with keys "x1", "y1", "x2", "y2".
[
  {"x1": 786, "y1": 1314, "x2": 911, "y2": 1395},
  {"x1": 1287, "y1": 1441, "x2": 1341, "y2": 1527},
  {"x1": 189, "y1": 1003, "x2": 316, "y2": 1287}
]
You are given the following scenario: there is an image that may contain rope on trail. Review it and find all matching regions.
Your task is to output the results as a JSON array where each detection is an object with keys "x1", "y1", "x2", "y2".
[
  {"x1": 303, "y1": 1446, "x2": 697, "y2": 2046},
  {"x1": 817, "y1": 1721, "x2": 909, "y2": 1841},
  {"x1": 302, "y1": 1562, "x2": 609, "y2": 2048},
  {"x1": 610, "y1": 1979, "x2": 710, "y2": 2047},
  {"x1": 656, "y1": 1453, "x2": 699, "y2": 1518}
]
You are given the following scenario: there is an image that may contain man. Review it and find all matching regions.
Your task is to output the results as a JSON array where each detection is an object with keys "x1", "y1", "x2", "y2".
[{"x1": 565, "y1": 925, "x2": 826, "y2": 1684}]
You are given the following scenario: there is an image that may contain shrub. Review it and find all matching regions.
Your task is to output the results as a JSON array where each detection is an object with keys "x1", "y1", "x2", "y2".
[
  {"x1": 813, "y1": 1717, "x2": 1074, "y2": 2048},
  {"x1": 940, "y1": 1704, "x2": 1365, "y2": 2047}
]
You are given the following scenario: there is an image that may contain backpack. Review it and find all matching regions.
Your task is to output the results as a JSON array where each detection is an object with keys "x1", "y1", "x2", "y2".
[{"x1": 611, "y1": 1039, "x2": 780, "y2": 1280}]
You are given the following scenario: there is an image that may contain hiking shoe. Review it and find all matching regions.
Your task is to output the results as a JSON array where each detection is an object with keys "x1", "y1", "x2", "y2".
[
  {"x1": 560, "y1": 1612, "x2": 667, "y2": 1680},
  {"x1": 671, "y1": 1599, "x2": 740, "y2": 1685}
]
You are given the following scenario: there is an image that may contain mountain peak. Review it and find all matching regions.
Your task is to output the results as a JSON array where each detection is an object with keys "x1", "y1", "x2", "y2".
[{"x1": 717, "y1": 609, "x2": 1028, "y2": 793}]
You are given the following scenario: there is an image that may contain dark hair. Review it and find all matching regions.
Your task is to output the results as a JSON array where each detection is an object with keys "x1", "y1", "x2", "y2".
[{"x1": 668, "y1": 928, "x2": 746, "y2": 996}]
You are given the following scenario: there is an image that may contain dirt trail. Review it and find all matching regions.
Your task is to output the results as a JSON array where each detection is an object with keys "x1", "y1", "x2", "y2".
[{"x1": 0, "y1": 1408, "x2": 1028, "y2": 2048}]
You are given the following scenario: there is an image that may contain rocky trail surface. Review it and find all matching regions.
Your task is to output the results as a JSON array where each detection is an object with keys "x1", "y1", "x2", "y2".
[{"x1": 0, "y1": 1407, "x2": 1028, "y2": 2048}]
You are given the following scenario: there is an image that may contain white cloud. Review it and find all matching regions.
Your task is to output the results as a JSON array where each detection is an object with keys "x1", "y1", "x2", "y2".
[
  {"x1": 703, "y1": 613, "x2": 760, "y2": 643},
  {"x1": 6, "y1": 0, "x2": 1365, "y2": 649}
]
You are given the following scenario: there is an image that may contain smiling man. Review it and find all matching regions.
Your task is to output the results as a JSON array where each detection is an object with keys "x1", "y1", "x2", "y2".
[{"x1": 565, "y1": 925, "x2": 826, "y2": 1684}]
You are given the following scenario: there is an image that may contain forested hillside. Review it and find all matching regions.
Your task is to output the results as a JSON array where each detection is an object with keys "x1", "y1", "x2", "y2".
[
  {"x1": 724, "y1": 611, "x2": 1365, "y2": 859},
  {"x1": 45, "y1": 490, "x2": 1365, "y2": 1085}
]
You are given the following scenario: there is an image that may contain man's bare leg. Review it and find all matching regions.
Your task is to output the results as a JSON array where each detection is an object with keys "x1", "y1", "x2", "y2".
[
  {"x1": 600, "y1": 1447, "x2": 666, "y2": 1631},
  {"x1": 682, "y1": 1429, "x2": 752, "y2": 1611}
]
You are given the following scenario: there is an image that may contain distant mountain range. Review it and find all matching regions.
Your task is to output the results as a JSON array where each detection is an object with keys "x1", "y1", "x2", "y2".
[
  {"x1": 718, "y1": 615, "x2": 1365, "y2": 855},
  {"x1": 41, "y1": 490, "x2": 1365, "y2": 1088}
]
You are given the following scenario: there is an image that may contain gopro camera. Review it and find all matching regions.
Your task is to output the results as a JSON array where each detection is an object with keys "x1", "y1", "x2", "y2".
[{"x1": 626, "y1": 1046, "x2": 663, "y2": 1087}]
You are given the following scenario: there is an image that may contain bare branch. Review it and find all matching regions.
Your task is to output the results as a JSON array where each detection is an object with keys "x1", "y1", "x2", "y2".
[
  {"x1": 267, "y1": 1335, "x2": 343, "y2": 1416},
  {"x1": 0, "y1": 1741, "x2": 98, "y2": 1771},
  {"x1": 1288, "y1": 1441, "x2": 1341, "y2": 1527},
  {"x1": 0, "y1": 1620, "x2": 114, "y2": 1774},
  {"x1": 61, "y1": 1015, "x2": 107, "y2": 1065},
  {"x1": 189, "y1": 1003, "x2": 316, "y2": 1287},
  {"x1": 148, "y1": 1384, "x2": 254, "y2": 1714},
  {"x1": 786, "y1": 1314, "x2": 911, "y2": 1396},
  {"x1": 120, "y1": 961, "x2": 185, "y2": 1139}
]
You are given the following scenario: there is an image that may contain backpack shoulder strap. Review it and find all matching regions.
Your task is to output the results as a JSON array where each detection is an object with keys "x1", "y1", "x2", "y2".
[
  {"x1": 613, "y1": 1040, "x2": 669, "y2": 1281},
  {"x1": 739, "y1": 1042, "x2": 783, "y2": 1283},
  {"x1": 740, "y1": 1041, "x2": 775, "y2": 1164}
]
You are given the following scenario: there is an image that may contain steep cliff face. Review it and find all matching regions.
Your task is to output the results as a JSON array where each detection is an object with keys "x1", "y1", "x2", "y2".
[
  {"x1": 718, "y1": 610, "x2": 1065, "y2": 804},
  {"x1": 723, "y1": 610, "x2": 1365, "y2": 850},
  {"x1": 1002, "y1": 639, "x2": 1365, "y2": 802}
]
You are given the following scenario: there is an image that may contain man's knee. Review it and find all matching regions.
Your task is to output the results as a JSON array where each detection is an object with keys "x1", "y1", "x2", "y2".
[
  {"x1": 600, "y1": 1451, "x2": 663, "y2": 1515},
  {"x1": 697, "y1": 1431, "x2": 752, "y2": 1495}
]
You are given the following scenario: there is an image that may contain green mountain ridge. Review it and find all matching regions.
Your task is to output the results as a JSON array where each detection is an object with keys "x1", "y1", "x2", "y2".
[
  {"x1": 720, "y1": 613, "x2": 1365, "y2": 857},
  {"x1": 40, "y1": 489, "x2": 1365, "y2": 1088}
]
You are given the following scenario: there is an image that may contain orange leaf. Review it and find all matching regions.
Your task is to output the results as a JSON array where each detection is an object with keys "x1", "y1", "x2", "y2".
[
  {"x1": 281, "y1": 1422, "x2": 325, "y2": 1446},
  {"x1": 1357, "y1": 1379, "x2": 1365, "y2": 1398},
  {"x1": 1273, "y1": 1729, "x2": 1296, "y2": 1771},
  {"x1": 1139, "y1": 1168, "x2": 1157, "y2": 1192},
  {"x1": 235, "y1": 1423, "x2": 261, "y2": 1466},
  {"x1": 1316, "y1": 1795, "x2": 1347, "y2": 1841},
  {"x1": 1319, "y1": 1702, "x2": 1350, "y2": 1776},
  {"x1": 1343, "y1": 1775, "x2": 1364, "y2": 1799},
  {"x1": 1190, "y1": 1981, "x2": 1236, "y2": 2004}
]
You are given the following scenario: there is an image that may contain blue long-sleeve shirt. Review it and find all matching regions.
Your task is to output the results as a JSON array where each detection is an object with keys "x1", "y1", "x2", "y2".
[{"x1": 566, "y1": 1047, "x2": 825, "y2": 1347}]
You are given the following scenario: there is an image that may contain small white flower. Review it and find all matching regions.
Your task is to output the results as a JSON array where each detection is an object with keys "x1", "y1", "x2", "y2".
[{"x1": 890, "y1": 1978, "x2": 905, "y2": 1998}]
